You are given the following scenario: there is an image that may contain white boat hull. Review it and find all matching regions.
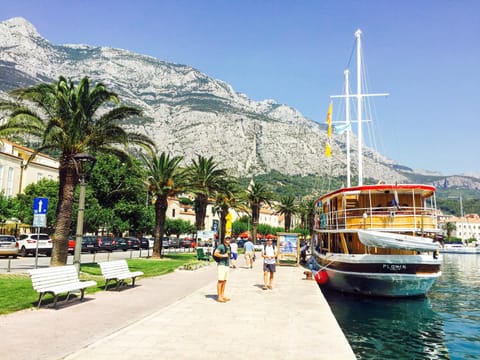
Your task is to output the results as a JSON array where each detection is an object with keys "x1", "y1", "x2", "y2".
[
  {"x1": 439, "y1": 246, "x2": 480, "y2": 254},
  {"x1": 311, "y1": 253, "x2": 441, "y2": 297}
]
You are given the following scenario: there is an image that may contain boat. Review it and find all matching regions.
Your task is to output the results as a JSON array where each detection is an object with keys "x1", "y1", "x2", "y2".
[
  {"x1": 439, "y1": 243, "x2": 480, "y2": 254},
  {"x1": 309, "y1": 30, "x2": 442, "y2": 297}
]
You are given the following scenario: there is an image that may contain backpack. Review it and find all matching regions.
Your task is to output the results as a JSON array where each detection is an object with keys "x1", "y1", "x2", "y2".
[{"x1": 212, "y1": 244, "x2": 227, "y2": 262}]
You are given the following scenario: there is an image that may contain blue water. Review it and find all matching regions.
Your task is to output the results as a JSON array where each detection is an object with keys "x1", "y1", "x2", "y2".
[{"x1": 321, "y1": 254, "x2": 480, "y2": 360}]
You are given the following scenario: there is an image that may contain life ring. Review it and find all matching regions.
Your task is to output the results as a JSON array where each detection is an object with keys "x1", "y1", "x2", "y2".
[{"x1": 314, "y1": 270, "x2": 329, "y2": 285}]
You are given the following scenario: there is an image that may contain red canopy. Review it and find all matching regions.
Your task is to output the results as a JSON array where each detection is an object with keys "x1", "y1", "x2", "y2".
[
  {"x1": 265, "y1": 234, "x2": 276, "y2": 239},
  {"x1": 239, "y1": 232, "x2": 250, "y2": 238}
]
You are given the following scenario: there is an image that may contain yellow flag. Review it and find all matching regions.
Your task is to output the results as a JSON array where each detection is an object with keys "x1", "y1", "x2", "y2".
[
  {"x1": 225, "y1": 212, "x2": 232, "y2": 237},
  {"x1": 325, "y1": 102, "x2": 332, "y2": 157},
  {"x1": 326, "y1": 101, "x2": 332, "y2": 137},
  {"x1": 325, "y1": 143, "x2": 331, "y2": 157}
]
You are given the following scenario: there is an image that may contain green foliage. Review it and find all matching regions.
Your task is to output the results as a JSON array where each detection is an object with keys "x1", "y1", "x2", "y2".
[{"x1": 165, "y1": 218, "x2": 196, "y2": 237}]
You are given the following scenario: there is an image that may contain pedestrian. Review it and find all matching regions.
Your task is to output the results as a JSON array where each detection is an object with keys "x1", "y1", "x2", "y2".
[
  {"x1": 214, "y1": 236, "x2": 231, "y2": 302},
  {"x1": 261, "y1": 238, "x2": 278, "y2": 290},
  {"x1": 243, "y1": 238, "x2": 255, "y2": 269},
  {"x1": 230, "y1": 238, "x2": 238, "y2": 268}
]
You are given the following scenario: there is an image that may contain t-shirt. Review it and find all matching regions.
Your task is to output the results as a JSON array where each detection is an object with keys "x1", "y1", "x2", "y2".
[
  {"x1": 263, "y1": 244, "x2": 276, "y2": 265},
  {"x1": 230, "y1": 242, "x2": 238, "y2": 254},
  {"x1": 244, "y1": 241, "x2": 254, "y2": 252},
  {"x1": 215, "y1": 244, "x2": 230, "y2": 266}
]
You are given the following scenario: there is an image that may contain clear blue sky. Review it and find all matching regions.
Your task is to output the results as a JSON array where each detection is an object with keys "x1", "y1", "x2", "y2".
[{"x1": 2, "y1": 0, "x2": 479, "y2": 176}]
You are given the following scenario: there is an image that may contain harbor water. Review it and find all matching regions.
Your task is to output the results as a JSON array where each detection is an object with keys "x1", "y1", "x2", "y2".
[{"x1": 321, "y1": 254, "x2": 480, "y2": 360}]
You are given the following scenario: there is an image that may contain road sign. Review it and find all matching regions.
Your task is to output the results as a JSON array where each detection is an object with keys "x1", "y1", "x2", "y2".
[
  {"x1": 33, "y1": 197, "x2": 49, "y2": 215},
  {"x1": 33, "y1": 214, "x2": 47, "y2": 228}
]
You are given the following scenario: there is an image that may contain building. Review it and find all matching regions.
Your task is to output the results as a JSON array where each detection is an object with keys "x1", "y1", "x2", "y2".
[
  {"x1": 0, "y1": 139, "x2": 59, "y2": 197},
  {"x1": 439, "y1": 213, "x2": 480, "y2": 243}
]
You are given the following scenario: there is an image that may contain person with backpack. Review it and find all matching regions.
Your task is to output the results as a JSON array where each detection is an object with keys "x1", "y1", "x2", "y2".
[
  {"x1": 243, "y1": 238, "x2": 255, "y2": 269},
  {"x1": 261, "y1": 238, "x2": 278, "y2": 290},
  {"x1": 213, "y1": 236, "x2": 231, "y2": 302}
]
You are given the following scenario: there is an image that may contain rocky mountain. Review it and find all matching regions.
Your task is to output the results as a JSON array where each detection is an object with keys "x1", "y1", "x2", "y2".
[{"x1": 0, "y1": 17, "x2": 478, "y2": 190}]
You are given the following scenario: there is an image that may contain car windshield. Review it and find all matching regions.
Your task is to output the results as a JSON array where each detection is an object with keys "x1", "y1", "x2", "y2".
[{"x1": 0, "y1": 236, "x2": 15, "y2": 242}]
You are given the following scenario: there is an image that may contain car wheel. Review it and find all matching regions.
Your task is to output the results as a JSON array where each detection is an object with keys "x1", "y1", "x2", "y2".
[
  {"x1": 46, "y1": 251, "x2": 52, "y2": 257},
  {"x1": 19, "y1": 246, "x2": 27, "y2": 257}
]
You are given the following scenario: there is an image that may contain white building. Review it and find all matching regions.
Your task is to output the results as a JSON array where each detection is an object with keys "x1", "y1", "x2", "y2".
[
  {"x1": 440, "y1": 213, "x2": 480, "y2": 243},
  {"x1": 0, "y1": 139, "x2": 59, "y2": 197}
]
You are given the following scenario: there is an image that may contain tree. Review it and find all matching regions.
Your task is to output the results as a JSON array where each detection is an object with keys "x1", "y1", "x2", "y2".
[
  {"x1": 298, "y1": 198, "x2": 316, "y2": 241},
  {"x1": 141, "y1": 150, "x2": 187, "y2": 258},
  {"x1": 442, "y1": 222, "x2": 456, "y2": 241},
  {"x1": 213, "y1": 179, "x2": 245, "y2": 243},
  {"x1": 0, "y1": 76, "x2": 154, "y2": 265},
  {"x1": 186, "y1": 155, "x2": 228, "y2": 231},
  {"x1": 245, "y1": 180, "x2": 273, "y2": 244},
  {"x1": 275, "y1": 195, "x2": 297, "y2": 232}
]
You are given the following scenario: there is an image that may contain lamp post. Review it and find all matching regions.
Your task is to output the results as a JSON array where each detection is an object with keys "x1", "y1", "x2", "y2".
[{"x1": 72, "y1": 153, "x2": 96, "y2": 274}]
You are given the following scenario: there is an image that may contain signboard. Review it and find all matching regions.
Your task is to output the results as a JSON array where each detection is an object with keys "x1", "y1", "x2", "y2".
[
  {"x1": 277, "y1": 232, "x2": 299, "y2": 266},
  {"x1": 33, "y1": 214, "x2": 47, "y2": 228},
  {"x1": 33, "y1": 197, "x2": 49, "y2": 215}
]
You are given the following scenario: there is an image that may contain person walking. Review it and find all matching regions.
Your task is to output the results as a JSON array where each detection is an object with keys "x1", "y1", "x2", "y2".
[
  {"x1": 243, "y1": 238, "x2": 255, "y2": 269},
  {"x1": 261, "y1": 238, "x2": 278, "y2": 290},
  {"x1": 214, "y1": 236, "x2": 231, "y2": 302},
  {"x1": 230, "y1": 239, "x2": 238, "y2": 268}
]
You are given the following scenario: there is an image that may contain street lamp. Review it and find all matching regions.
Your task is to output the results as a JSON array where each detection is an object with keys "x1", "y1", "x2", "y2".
[{"x1": 72, "y1": 153, "x2": 96, "y2": 273}]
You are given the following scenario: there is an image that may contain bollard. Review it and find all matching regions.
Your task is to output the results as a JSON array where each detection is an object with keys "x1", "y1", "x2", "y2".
[
  {"x1": 93, "y1": 252, "x2": 96, "y2": 263},
  {"x1": 7, "y1": 258, "x2": 11, "y2": 272},
  {"x1": 107, "y1": 252, "x2": 110, "y2": 262},
  {"x1": 130, "y1": 249, "x2": 133, "y2": 259}
]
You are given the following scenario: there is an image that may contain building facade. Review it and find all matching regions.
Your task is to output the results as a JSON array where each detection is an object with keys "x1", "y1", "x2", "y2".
[{"x1": 0, "y1": 139, "x2": 59, "y2": 197}]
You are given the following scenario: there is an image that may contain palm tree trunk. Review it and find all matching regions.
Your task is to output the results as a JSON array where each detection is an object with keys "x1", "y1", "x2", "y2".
[
  {"x1": 195, "y1": 195, "x2": 208, "y2": 230},
  {"x1": 51, "y1": 164, "x2": 77, "y2": 266},
  {"x1": 152, "y1": 197, "x2": 167, "y2": 258}
]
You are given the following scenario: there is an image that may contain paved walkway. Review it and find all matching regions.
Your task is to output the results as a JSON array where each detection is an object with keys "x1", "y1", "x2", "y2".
[{"x1": 1, "y1": 257, "x2": 355, "y2": 360}]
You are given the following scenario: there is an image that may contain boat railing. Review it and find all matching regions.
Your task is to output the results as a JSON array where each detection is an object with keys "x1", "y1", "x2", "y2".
[{"x1": 319, "y1": 206, "x2": 438, "y2": 231}]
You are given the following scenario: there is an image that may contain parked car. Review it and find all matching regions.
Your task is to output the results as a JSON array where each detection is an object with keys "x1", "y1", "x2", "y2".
[
  {"x1": 97, "y1": 235, "x2": 116, "y2": 252},
  {"x1": 140, "y1": 237, "x2": 151, "y2": 250},
  {"x1": 17, "y1": 233, "x2": 52, "y2": 256},
  {"x1": 169, "y1": 237, "x2": 180, "y2": 248},
  {"x1": 117, "y1": 237, "x2": 140, "y2": 251},
  {"x1": 179, "y1": 238, "x2": 194, "y2": 248},
  {"x1": 81, "y1": 235, "x2": 100, "y2": 253},
  {"x1": 0, "y1": 235, "x2": 18, "y2": 258},
  {"x1": 67, "y1": 236, "x2": 76, "y2": 254}
]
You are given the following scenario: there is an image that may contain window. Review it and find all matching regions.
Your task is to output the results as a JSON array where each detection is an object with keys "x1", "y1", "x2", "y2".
[
  {"x1": 37, "y1": 172, "x2": 44, "y2": 182},
  {"x1": 6, "y1": 167, "x2": 14, "y2": 197},
  {"x1": 172, "y1": 209, "x2": 176, "y2": 218}
]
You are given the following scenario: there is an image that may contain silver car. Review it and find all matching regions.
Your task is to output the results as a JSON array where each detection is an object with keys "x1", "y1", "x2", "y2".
[{"x1": 0, "y1": 235, "x2": 19, "y2": 258}]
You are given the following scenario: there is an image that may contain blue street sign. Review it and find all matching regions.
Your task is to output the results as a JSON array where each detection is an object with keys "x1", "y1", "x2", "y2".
[{"x1": 33, "y1": 197, "x2": 49, "y2": 215}]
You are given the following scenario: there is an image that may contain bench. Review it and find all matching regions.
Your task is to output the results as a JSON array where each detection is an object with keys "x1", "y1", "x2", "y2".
[
  {"x1": 28, "y1": 265, "x2": 97, "y2": 308},
  {"x1": 99, "y1": 259, "x2": 144, "y2": 291}
]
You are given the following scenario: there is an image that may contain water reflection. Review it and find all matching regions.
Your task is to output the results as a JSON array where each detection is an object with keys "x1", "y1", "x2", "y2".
[
  {"x1": 322, "y1": 289, "x2": 449, "y2": 359},
  {"x1": 322, "y1": 254, "x2": 480, "y2": 360}
]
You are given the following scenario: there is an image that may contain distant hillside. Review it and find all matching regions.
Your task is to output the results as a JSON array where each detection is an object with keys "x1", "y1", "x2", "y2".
[{"x1": 1, "y1": 17, "x2": 478, "y2": 190}]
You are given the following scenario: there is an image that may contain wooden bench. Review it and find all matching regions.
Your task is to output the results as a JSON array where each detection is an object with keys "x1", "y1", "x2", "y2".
[
  {"x1": 28, "y1": 265, "x2": 97, "y2": 308},
  {"x1": 99, "y1": 259, "x2": 144, "y2": 291}
]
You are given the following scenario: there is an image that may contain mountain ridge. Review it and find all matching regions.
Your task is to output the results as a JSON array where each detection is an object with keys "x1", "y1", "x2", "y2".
[{"x1": 1, "y1": 17, "x2": 478, "y2": 190}]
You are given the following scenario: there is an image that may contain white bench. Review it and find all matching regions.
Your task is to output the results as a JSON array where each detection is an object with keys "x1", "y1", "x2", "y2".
[
  {"x1": 28, "y1": 265, "x2": 97, "y2": 308},
  {"x1": 99, "y1": 259, "x2": 144, "y2": 291}
]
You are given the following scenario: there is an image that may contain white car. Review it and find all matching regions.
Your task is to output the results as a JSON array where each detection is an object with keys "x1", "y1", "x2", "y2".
[{"x1": 17, "y1": 233, "x2": 52, "y2": 257}]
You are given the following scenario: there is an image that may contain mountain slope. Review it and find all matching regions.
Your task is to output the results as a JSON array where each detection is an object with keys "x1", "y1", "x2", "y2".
[{"x1": 0, "y1": 17, "x2": 453, "y2": 184}]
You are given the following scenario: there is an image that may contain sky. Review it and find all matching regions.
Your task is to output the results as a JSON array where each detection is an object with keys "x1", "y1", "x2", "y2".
[{"x1": 2, "y1": 0, "x2": 479, "y2": 176}]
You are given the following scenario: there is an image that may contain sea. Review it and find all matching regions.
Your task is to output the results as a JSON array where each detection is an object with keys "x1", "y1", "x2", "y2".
[{"x1": 322, "y1": 254, "x2": 480, "y2": 360}]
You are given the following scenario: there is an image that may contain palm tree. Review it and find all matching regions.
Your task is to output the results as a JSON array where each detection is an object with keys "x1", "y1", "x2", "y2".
[
  {"x1": 442, "y1": 222, "x2": 456, "y2": 241},
  {"x1": 186, "y1": 155, "x2": 228, "y2": 231},
  {"x1": 141, "y1": 150, "x2": 187, "y2": 258},
  {"x1": 275, "y1": 195, "x2": 297, "y2": 232},
  {"x1": 298, "y1": 198, "x2": 316, "y2": 241},
  {"x1": 245, "y1": 180, "x2": 272, "y2": 244},
  {"x1": 0, "y1": 76, "x2": 154, "y2": 266},
  {"x1": 213, "y1": 179, "x2": 247, "y2": 243}
]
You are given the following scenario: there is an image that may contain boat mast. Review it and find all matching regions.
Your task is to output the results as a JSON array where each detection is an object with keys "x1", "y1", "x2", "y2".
[
  {"x1": 356, "y1": 29, "x2": 363, "y2": 186},
  {"x1": 344, "y1": 69, "x2": 351, "y2": 187}
]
